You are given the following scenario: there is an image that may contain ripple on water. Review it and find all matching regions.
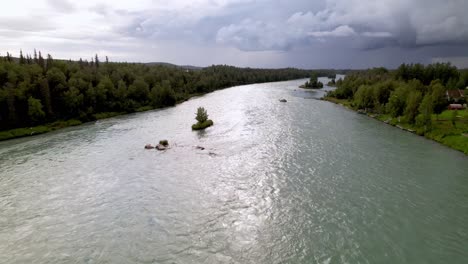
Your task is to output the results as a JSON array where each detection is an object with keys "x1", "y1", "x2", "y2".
[{"x1": 1, "y1": 79, "x2": 468, "y2": 263}]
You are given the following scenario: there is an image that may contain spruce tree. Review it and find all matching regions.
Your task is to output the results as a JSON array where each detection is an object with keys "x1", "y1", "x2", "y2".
[
  {"x1": 46, "y1": 54, "x2": 53, "y2": 71},
  {"x1": 38, "y1": 51, "x2": 45, "y2": 70},
  {"x1": 19, "y1": 50, "x2": 25, "y2": 64},
  {"x1": 95, "y1": 54, "x2": 99, "y2": 68}
]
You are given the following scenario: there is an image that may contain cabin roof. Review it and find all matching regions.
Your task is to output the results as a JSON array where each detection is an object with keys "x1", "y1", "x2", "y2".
[{"x1": 446, "y1": 89, "x2": 464, "y2": 98}]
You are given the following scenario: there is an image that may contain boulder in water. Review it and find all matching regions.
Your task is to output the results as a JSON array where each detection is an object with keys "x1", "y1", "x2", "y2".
[
  {"x1": 156, "y1": 144, "x2": 167, "y2": 150},
  {"x1": 279, "y1": 99, "x2": 287, "y2": 102},
  {"x1": 145, "y1": 144, "x2": 155, "y2": 149}
]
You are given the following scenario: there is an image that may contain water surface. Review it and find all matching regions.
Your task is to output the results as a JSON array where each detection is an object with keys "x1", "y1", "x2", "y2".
[{"x1": 1, "y1": 79, "x2": 467, "y2": 263}]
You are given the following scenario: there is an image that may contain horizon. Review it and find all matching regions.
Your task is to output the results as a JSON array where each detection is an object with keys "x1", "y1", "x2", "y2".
[
  {"x1": 1, "y1": 0, "x2": 468, "y2": 69},
  {"x1": 2, "y1": 50, "x2": 467, "y2": 71}
]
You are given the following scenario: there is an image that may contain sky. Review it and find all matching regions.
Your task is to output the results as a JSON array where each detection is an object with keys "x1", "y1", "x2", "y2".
[{"x1": 1, "y1": 0, "x2": 468, "y2": 69}]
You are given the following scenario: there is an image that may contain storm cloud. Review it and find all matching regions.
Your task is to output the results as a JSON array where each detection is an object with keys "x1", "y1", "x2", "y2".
[{"x1": 0, "y1": 0, "x2": 467, "y2": 68}]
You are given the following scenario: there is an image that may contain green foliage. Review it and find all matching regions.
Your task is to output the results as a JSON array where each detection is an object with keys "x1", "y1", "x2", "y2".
[
  {"x1": 302, "y1": 72, "x2": 324, "y2": 89},
  {"x1": 353, "y1": 85, "x2": 374, "y2": 109},
  {"x1": 27, "y1": 96, "x2": 45, "y2": 123},
  {"x1": 150, "y1": 80, "x2": 176, "y2": 107},
  {"x1": 195, "y1": 107, "x2": 209, "y2": 123},
  {"x1": 416, "y1": 94, "x2": 433, "y2": 132},
  {"x1": 159, "y1": 140, "x2": 169, "y2": 146},
  {"x1": 372, "y1": 80, "x2": 395, "y2": 107},
  {"x1": 386, "y1": 85, "x2": 409, "y2": 117},
  {"x1": 404, "y1": 91, "x2": 422, "y2": 124},
  {"x1": 327, "y1": 63, "x2": 468, "y2": 154},
  {"x1": 192, "y1": 107, "x2": 213, "y2": 130},
  {"x1": 63, "y1": 87, "x2": 84, "y2": 116},
  {"x1": 430, "y1": 82, "x2": 448, "y2": 116},
  {"x1": 0, "y1": 50, "x2": 315, "y2": 135},
  {"x1": 192, "y1": 120, "x2": 213, "y2": 130},
  {"x1": 396, "y1": 63, "x2": 459, "y2": 85}
]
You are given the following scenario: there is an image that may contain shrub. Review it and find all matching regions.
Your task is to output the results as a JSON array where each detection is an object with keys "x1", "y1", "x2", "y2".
[{"x1": 192, "y1": 120, "x2": 214, "y2": 130}]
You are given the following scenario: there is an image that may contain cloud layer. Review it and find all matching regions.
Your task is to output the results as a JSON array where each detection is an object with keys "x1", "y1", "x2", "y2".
[
  {"x1": 216, "y1": 0, "x2": 468, "y2": 51},
  {"x1": 0, "y1": 0, "x2": 467, "y2": 68}
]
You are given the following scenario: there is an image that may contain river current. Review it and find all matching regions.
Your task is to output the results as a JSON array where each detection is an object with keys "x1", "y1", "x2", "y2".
[{"x1": 1, "y1": 78, "x2": 467, "y2": 263}]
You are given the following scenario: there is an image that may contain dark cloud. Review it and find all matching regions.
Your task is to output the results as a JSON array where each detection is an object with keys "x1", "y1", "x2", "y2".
[
  {"x1": 2, "y1": 0, "x2": 467, "y2": 68},
  {"x1": 215, "y1": 0, "x2": 468, "y2": 53}
]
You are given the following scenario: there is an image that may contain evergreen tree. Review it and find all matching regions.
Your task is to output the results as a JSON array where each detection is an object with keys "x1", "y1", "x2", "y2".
[
  {"x1": 0, "y1": 50, "x2": 318, "y2": 132},
  {"x1": 39, "y1": 77, "x2": 53, "y2": 116},
  {"x1": 46, "y1": 54, "x2": 53, "y2": 71},
  {"x1": 19, "y1": 50, "x2": 25, "y2": 64},
  {"x1": 95, "y1": 54, "x2": 99, "y2": 68},
  {"x1": 33, "y1": 49, "x2": 38, "y2": 63},
  {"x1": 195, "y1": 107, "x2": 209, "y2": 123},
  {"x1": 38, "y1": 51, "x2": 45, "y2": 70},
  {"x1": 6, "y1": 52, "x2": 12, "y2": 62}
]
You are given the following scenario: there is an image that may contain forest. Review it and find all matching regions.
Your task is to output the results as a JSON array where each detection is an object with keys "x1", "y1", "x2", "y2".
[
  {"x1": 326, "y1": 63, "x2": 468, "y2": 154},
  {"x1": 0, "y1": 50, "x2": 339, "y2": 136}
]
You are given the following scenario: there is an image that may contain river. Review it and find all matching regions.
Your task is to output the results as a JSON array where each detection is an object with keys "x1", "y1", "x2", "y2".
[{"x1": 1, "y1": 79, "x2": 467, "y2": 263}]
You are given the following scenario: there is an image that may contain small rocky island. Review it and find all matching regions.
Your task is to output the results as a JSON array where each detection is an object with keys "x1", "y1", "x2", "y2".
[
  {"x1": 145, "y1": 140, "x2": 169, "y2": 150},
  {"x1": 192, "y1": 107, "x2": 213, "y2": 130},
  {"x1": 300, "y1": 73, "x2": 323, "y2": 89}
]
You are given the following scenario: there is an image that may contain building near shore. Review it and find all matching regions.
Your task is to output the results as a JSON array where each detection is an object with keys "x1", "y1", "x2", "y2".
[
  {"x1": 448, "y1": 104, "x2": 465, "y2": 110},
  {"x1": 446, "y1": 89, "x2": 465, "y2": 103}
]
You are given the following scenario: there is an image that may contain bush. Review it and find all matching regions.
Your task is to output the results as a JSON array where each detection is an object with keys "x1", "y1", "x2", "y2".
[
  {"x1": 159, "y1": 140, "x2": 169, "y2": 146},
  {"x1": 192, "y1": 120, "x2": 213, "y2": 130}
]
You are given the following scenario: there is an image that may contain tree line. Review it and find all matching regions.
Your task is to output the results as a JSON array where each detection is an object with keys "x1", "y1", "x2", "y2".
[
  {"x1": 328, "y1": 63, "x2": 468, "y2": 131},
  {"x1": 0, "y1": 50, "x2": 322, "y2": 131}
]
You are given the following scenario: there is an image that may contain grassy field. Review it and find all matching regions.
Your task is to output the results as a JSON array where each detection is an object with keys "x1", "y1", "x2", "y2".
[{"x1": 325, "y1": 97, "x2": 468, "y2": 155}]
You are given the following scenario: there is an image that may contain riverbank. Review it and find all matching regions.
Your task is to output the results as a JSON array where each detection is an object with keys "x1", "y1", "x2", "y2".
[
  {"x1": 323, "y1": 97, "x2": 468, "y2": 155},
  {"x1": 0, "y1": 114, "x2": 125, "y2": 141},
  {"x1": 0, "y1": 82, "x2": 290, "y2": 142},
  {"x1": 0, "y1": 100, "x2": 197, "y2": 141}
]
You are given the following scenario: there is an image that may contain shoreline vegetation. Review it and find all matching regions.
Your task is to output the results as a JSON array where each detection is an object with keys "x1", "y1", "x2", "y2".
[
  {"x1": 0, "y1": 50, "x2": 344, "y2": 141},
  {"x1": 324, "y1": 64, "x2": 468, "y2": 155}
]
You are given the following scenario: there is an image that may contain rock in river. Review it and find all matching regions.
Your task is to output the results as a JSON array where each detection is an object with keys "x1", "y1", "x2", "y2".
[
  {"x1": 145, "y1": 144, "x2": 155, "y2": 149},
  {"x1": 156, "y1": 144, "x2": 167, "y2": 151}
]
